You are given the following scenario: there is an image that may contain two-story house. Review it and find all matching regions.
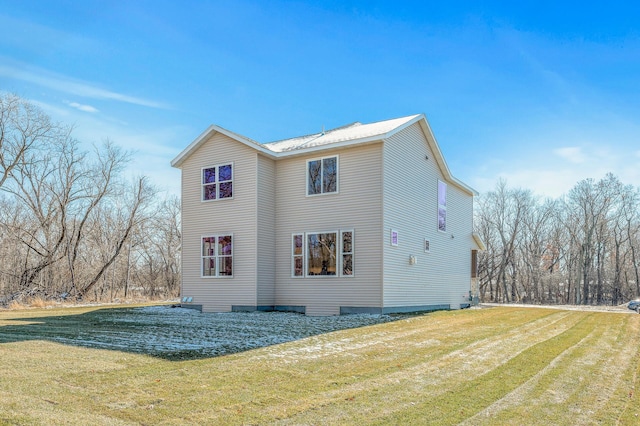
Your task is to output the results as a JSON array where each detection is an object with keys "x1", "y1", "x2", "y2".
[{"x1": 171, "y1": 113, "x2": 484, "y2": 316}]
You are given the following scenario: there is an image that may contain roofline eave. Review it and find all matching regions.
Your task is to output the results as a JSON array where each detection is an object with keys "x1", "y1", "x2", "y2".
[{"x1": 416, "y1": 118, "x2": 478, "y2": 196}]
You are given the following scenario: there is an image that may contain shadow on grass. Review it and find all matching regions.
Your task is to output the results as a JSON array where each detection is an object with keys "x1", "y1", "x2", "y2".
[{"x1": 0, "y1": 305, "x2": 402, "y2": 361}]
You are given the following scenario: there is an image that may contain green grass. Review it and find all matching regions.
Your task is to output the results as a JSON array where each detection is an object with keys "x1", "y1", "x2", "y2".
[{"x1": 1, "y1": 305, "x2": 639, "y2": 425}]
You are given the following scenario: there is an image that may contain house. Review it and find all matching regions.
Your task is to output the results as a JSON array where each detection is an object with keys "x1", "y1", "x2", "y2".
[{"x1": 171, "y1": 113, "x2": 485, "y2": 316}]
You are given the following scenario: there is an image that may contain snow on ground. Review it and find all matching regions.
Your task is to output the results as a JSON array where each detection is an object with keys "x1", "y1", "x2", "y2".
[{"x1": 49, "y1": 306, "x2": 400, "y2": 360}]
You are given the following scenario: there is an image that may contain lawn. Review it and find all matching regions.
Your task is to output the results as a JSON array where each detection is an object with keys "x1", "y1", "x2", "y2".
[{"x1": 0, "y1": 305, "x2": 639, "y2": 425}]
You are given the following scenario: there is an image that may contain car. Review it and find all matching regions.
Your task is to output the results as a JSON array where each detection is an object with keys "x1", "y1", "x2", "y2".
[{"x1": 627, "y1": 300, "x2": 640, "y2": 312}]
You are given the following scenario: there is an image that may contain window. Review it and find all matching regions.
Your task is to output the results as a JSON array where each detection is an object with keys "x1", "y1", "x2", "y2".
[
  {"x1": 292, "y1": 234, "x2": 304, "y2": 277},
  {"x1": 202, "y1": 163, "x2": 233, "y2": 201},
  {"x1": 307, "y1": 156, "x2": 338, "y2": 195},
  {"x1": 308, "y1": 232, "x2": 337, "y2": 275},
  {"x1": 292, "y1": 230, "x2": 354, "y2": 277},
  {"x1": 202, "y1": 235, "x2": 233, "y2": 277},
  {"x1": 341, "y1": 230, "x2": 354, "y2": 276},
  {"x1": 438, "y1": 180, "x2": 447, "y2": 232},
  {"x1": 390, "y1": 229, "x2": 399, "y2": 246}
]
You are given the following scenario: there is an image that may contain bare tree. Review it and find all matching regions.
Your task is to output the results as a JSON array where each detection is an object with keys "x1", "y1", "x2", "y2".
[
  {"x1": 0, "y1": 94, "x2": 179, "y2": 305},
  {"x1": 0, "y1": 93, "x2": 58, "y2": 189},
  {"x1": 75, "y1": 176, "x2": 156, "y2": 299}
]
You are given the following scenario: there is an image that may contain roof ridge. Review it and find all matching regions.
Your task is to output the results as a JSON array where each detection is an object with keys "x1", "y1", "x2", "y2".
[
  {"x1": 264, "y1": 121, "x2": 362, "y2": 146},
  {"x1": 327, "y1": 121, "x2": 361, "y2": 132}
]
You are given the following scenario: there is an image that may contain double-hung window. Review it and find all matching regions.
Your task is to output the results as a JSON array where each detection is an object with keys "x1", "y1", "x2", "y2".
[
  {"x1": 292, "y1": 230, "x2": 354, "y2": 277},
  {"x1": 307, "y1": 156, "x2": 338, "y2": 195},
  {"x1": 202, "y1": 163, "x2": 233, "y2": 201},
  {"x1": 202, "y1": 235, "x2": 233, "y2": 277}
]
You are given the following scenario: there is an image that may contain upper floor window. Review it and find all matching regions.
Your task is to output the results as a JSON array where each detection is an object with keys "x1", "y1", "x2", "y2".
[
  {"x1": 438, "y1": 180, "x2": 447, "y2": 232},
  {"x1": 307, "y1": 156, "x2": 338, "y2": 195},
  {"x1": 202, "y1": 163, "x2": 233, "y2": 201}
]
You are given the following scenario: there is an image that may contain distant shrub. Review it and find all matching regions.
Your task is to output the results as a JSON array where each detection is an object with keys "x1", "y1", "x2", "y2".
[
  {"x1": 8, "y1": 300, "x2": 26, "y2": 310},
  {"x1": 28, "y1": 297, "x2": 50, "y2": 308}
]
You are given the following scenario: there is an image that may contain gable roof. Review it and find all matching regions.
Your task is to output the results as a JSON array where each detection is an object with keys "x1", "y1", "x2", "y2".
[
  {"x1": 263, "y1": 114, "x2": 421, "y2": 152},
  {"x1": 171, "y1": 113, "x2": 477, "y2": 195}
]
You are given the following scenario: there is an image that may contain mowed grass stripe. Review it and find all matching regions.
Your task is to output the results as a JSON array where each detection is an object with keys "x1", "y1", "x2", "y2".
[
  {"x1": 55, "y1": 308, "x2": 566, "y2": 424},
  {"x1": 371, "y1": 312, "x2": 600, "y2": 425},
  {"x1": 2, "y1": 306, "x2": 639, "y2": 425},
  {"x1": 273, "y1": 309, "x2": 587, "y2": 425},
  {"x1": 460, "y1": 311, "x2": 627, "y2": 424},
  {"x1": 588, "y1": 314, "x2": 640, "y2": 425}
]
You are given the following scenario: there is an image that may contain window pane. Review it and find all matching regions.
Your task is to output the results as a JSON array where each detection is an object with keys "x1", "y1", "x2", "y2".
[
  {"x1": 342, "y1": 231, "x2": 352, "y2": 253},
  {"x1": 294, "y1": 256, "x2": 303, "y2": 276},
  {"x1": 219, "y1": 182, "x2": 233, "y2": 198},
  {"x1": 203, "y1": 258, "x2": 215, "y2": 276},
  {"x1": 293, "y1": 234, "x2": 303, "y2": 255},
  {"x1": 218, "y1": 235, "x2": 232, "y2": 255},
  {"x1": 219, "y1": 256, "x2": 233, "y2": 276},
  {"x1": 438, "y1": 207, "x2": 446, "y2": 232},
  {"x1": 219, "y1": 164, "x2": 232, "y2": 181},
  {"x1": 438, "y1": 180, "x2": 447, "y2": 207},
  {"x1": 308, "y1": 160, "x2": 321, "y2": 195},
  {"x1": 307, "y1": 232, "x2": 336, "y2": 276},
  {"x1": 203, "y1": 184, "x2": 216, "y2": 200},
  {"x1": 202, "y1": 237, "x2": 215, "y2": 256},
  {"x1": 438, "y1": 181, "x2": 447, "y2": 232},
  {"x1": 203, "y1": 167, "x2": 216, "y2": 184},
  {"x1": 343, "y1": 254, "x2": 353, "y2": 276},
  {"x1": 323, "y1": 157, "x2": 337, "y2": 193}
]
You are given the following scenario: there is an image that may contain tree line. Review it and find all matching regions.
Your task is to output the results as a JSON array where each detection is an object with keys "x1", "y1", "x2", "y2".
[
  {"x1": 4, "y1": 92, "x2": 638, "y2": 308},
  {"x1": 0, "y1": 93, "x2": 180, "y2": 305},
  {"x1": 475, "y1": 175, "x2": 640, "y2": 305}
]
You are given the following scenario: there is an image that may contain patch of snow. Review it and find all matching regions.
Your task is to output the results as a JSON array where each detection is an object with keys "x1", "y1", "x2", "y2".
[{"x1": 44, "y1": 306, "x2": 400, "y2": 359}]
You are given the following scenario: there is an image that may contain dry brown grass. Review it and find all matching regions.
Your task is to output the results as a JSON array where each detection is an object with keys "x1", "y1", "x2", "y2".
[
  {"x1": 7, "y1": 300, "x2": 26, "y2": 310},
  {"x1": 27, "y1": 296, "x2": 56, "y2": 309},
  {"x1": 1, "y1": 305, "x2": 639, "y2": 425}
]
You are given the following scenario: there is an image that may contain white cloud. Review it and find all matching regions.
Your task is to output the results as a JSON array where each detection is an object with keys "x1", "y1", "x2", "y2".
[
  {"x1": 0, "y1": 60, "x2": 168, "y2": 109},
  {"x1": 66, "y1": 101, "x2": 99, "y2": 113},
  {"x1": 470, "y1": 142, "x2": 640, "y2": 199},
  {"x1": 553, "y1": 146, "x2": 586, "y2": 164},
  {"x1": 29, "y1": 97, "x2": 183, "y2": 197}
]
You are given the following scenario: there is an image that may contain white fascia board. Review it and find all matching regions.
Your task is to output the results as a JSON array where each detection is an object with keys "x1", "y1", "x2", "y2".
[
  {"x1": 274, "y1": 134, "x2": 385, "y2": 158},
  {"x1": 417, "y1": 117, "x2": 478, "y2": 196},
  {"x1": 473, "y1": 232, "x2": 486, "y2": 251},
  {"x1": 170, "y1": 114, "x2": 481, "y2": 200},
  {"x1": 171, "y1": 125, "x2": 278, "y2": 168}
]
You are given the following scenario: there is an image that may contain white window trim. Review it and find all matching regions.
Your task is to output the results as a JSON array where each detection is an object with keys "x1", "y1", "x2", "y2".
[
  {"x1": 291, "y1": 229, "x2": 354, "y2": 278},
  {"x1": 390, "y1": 229, "x2": 399, "y2": 246},
  {"x1": 291, "y1": 233, "x2": 304, "y2": 278},
  {"x1": 438, "y1": 180, "x2": 447, "y2": 233},
  {"x1": 341, "y1": 229, "x2": 355, "y2": 278},
  {"x1": 201, "y1": 162, "x2": 234, "y2": 202},
  {"x1": 201, "y1": 233, "x2": 234, "y2": 278},
  {"x1": 305, "y1": 230, "x2": 338, "y2": 278},
  {"x1": 306, "y1": 155, "x2": 339, "y2": 196}
]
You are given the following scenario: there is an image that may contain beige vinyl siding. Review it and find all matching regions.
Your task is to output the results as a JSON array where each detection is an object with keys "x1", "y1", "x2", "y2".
[
  {"x1": 274, "y1": 143, "x2": 384, "y2": 316},
  {"x1": 180, "y1": 132, "x2": 258, "y2": 312},
  {"x1": 382, "y1": 123, "x2": 474, "y2": 309},
  {"x1": 256, "y1": 154, "x2": 276, "y2": 306}
]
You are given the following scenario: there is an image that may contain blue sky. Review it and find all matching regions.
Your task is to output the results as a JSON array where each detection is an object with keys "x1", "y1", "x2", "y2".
[{"x1": 1, "y1": 1, "x2": 639, "y2": 198}]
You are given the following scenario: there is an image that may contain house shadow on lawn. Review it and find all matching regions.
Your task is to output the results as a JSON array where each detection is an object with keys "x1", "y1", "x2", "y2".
[{"x1": 0, "y1": 305, "x2": 401, "y2": 361}]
